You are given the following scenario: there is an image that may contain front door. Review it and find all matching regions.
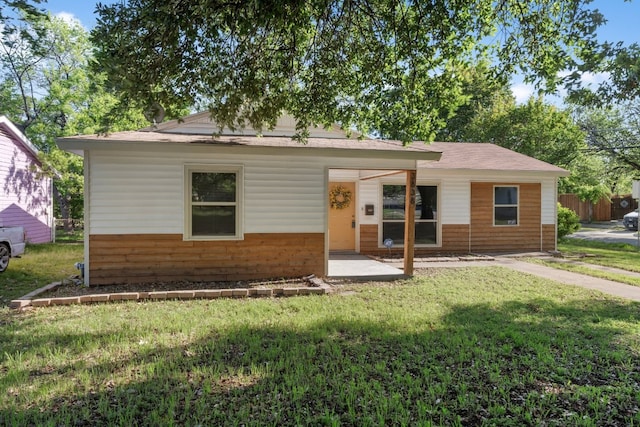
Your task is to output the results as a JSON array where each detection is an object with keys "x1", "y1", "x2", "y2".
[{"x1": 328, "y1": 182, "x2": 356, "y2": 251}]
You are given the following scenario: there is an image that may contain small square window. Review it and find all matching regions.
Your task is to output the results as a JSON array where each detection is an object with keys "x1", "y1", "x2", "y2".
[
  {"x1": 494, "y1": 186, "x2": 518, "y2": 226},
  {"x1": 185, "y1": 166, "x2": 243, "y2": 240}
]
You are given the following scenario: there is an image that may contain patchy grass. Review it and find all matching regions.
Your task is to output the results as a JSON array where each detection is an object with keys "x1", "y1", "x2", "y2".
[
  {"x1": 0, "y1": 243, "x2": 83, "y2": 306},
  {"x1": 55, "y1": 228, "x2": 84, "y2": 244},
  {"x1": 559, "y1": 238, "x2": 640, "y2": 272},
  {"x1": 530, "y1": 258, "x2": 640, "y2": 288},
  {"x1": 2, "y1": 267, "x2": 640, "y2": 426}
]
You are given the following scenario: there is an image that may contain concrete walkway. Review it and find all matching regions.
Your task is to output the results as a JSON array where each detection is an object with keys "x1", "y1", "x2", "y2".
[{"x1": 492, "y1": 258, "x2": 640, "y2": 302}]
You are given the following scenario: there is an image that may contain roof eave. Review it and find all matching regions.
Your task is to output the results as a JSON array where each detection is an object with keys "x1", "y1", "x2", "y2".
[
  {"x1": 56, "y1": 138, "x2": 442, "y2": 162},
  {"x1": 0, "y1": 116, "x2": 40, "y2": 161}
]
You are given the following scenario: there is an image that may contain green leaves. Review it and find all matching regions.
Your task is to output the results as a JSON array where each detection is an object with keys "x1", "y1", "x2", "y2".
[{"x1": 92, "y1": 0, "x2": 604, "y2": 143}]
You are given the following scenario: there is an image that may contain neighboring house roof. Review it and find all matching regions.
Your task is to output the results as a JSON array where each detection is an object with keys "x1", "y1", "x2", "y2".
[
  {"x1": 419, "y1": 142, "x2": 570, "y2": 176},
  {"x1": 143, "y1": 111, "x2": 361, "y2": 139},
  {"x1": 0, "y1": 116, "x2": 41, "y2": 165}
]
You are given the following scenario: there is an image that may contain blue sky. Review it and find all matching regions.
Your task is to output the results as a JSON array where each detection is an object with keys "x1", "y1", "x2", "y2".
[
  {"x1": 44, "y1": 0, "x2": 640, "y2": 103},
  {"x1": 44, "y1": 0, "x2": 640, "y2": 42}
]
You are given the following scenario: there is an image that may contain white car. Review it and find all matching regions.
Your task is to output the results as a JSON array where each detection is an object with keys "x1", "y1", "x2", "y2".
[
  {"x1": 0, "y1": 225, "x2": 26, "y2": 272},
  {"x1": 623, "y1": 211, "x2": 638, "y2": 231}
]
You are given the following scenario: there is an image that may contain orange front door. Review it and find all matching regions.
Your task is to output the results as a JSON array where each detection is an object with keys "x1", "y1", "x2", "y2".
[{"x1": 328, "y1": 182, "x2": 356, "y2": 251}]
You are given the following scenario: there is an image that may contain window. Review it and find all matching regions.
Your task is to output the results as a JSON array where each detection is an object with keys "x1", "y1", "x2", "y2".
[
  {"x1": 185, "y1": 165, "x2": 243, "y2": 239},
  {"x1": 381, "y1": 184, "x2": 438, "y2": 246},
  {"x1": 494, "y1": 186, "x2": 518, "y2": 226}
]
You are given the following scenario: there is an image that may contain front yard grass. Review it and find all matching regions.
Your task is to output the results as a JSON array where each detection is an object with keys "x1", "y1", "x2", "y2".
[
  {"x1": 524, "y1": 238, "x2": 640, "y2": 287},
  {"x1": 0, "y1": 243, "x2": 83, "y2": 306},
  {"x1": 558, "y1": 238, "x2": 640, "y2": 272},
  {"x1": 530, "y1": 258, "x2": 640, "y2": 288},
  {"x1": 2, "y1": 267, "x2": 640, "y2": 426}
]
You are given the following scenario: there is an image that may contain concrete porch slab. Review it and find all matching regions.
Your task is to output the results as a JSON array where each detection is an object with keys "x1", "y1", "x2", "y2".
[{"x1": 328, "y1": 253, "x2": 406, "y2": 280}]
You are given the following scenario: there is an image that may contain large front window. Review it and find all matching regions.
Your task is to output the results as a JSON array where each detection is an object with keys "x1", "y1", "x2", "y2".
[
  {"x1": 382, "y1": 184, "x2": 438, "y2": 246},
  {"x1": 185, "y1": 166, "x2": 243, "y2": 239}
]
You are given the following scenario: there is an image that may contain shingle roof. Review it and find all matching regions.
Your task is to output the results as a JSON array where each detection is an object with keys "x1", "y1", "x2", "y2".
[
  {"x1": 421, "y1": 142, "x2": 569, "y2": 175},
  {"x1": 57, "y1": 130, "x2": 442, "y2": 160},
  {"x1": 58, "y1": 126, "x2": 568, "y2": 176}
]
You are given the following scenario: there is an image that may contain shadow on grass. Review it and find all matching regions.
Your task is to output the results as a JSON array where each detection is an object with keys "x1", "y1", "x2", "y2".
[{"x1": 2, "y1": 297, "x2": 640, "y2": 426}]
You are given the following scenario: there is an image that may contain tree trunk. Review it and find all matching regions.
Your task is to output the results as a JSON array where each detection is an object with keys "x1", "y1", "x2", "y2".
[{"x1": 53, "y1": 185, "x2": 72, "y2": 231}]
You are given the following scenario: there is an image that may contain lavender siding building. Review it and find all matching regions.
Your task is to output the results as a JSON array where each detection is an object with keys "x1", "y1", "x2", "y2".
[{"x1": 0, "y1": 116, "x2": 53, "y2": 243}]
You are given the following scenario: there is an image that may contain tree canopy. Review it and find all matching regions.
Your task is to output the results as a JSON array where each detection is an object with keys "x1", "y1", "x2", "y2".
[
  {"x1": 1, "y1": 12, "x2": 149, "y2": 223},
  {"x1": 576, "y1": 103, "x2": 640, "y2": 181},
  {"x1": 92, "y1": 0, "x2": 605, "y2": 142}
]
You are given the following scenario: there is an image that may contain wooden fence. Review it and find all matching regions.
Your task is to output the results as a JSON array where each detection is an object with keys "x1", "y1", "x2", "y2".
[
  {"x1": 558, "y1": 194, "x2": 611, "y2": 222},
  {"x1": 558, "y1": 194, "x2": 639, "y2": 222}
]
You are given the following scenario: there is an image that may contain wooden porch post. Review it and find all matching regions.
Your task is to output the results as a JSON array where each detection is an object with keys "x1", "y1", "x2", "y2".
[{"x1": 404, "y1": 170, "x2": 416, "y2": 276}]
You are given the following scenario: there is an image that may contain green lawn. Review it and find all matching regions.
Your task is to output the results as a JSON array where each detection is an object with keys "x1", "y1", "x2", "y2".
[
  {"x1": 2, "y1": 265, "x2": 640, "y2": 425},
  {"x1": 525, "y1": 238, "x2": 640, "y2": 287},
  {"x1": 0, "y1": 243, "x2": 83, "y2": 306},
  {"x1": 558, "y1": 238, "x2": 640, "y2": 272}
]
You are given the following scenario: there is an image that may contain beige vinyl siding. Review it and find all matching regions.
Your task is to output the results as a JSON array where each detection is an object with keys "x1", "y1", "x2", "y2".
[
  {"x1": 438, "y1": 178, "x2": 470, "y2": 225},
  {"x1": 88, "y1": 148, "x2": 418, "y2": 235},
  {"x1": 541, "y1": 179, "x2": 557, "y2": 224},
  {"x1": 357, "y1": 180, "x2": 380, "y2": 225}
]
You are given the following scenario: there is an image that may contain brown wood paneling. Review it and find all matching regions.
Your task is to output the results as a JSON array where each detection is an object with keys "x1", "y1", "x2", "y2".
[
  {"x1": 89, "y1": 233, "x2": 324, "y2": 285},
  {"x1": 359, "y1": 224, "x2": 470, "y2": 256},
  {"x1": 471, "y1": 183, "x2": 542, "y2": 252},
  {"x1": 541, "y1": 224, "x2": 557, "y2": 251},
  {"x1": 359, "y1": 224, "x2": 379, "y2": 254},
  {"x1": 440, "y1": 225, "x2": 470, "y2": 253}
]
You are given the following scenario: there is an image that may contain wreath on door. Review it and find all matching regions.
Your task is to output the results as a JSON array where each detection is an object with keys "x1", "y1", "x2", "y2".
[{"x1": 330, "y1": 185, "x2": 352, "y2": 209}]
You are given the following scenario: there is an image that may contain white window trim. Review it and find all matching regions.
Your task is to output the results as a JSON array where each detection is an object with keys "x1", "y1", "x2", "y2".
[
  {"x1": 493, "y1": 185, "x2": 519, "y2": 227},
  {"x1": 184, "y1": 164, "x2": 244, "y2": 241},
  {"x1": 378, "y1": 182, "x2": 440, "y2": 248}
]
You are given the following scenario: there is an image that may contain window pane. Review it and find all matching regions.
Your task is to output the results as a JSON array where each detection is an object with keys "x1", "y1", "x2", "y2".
[
  {"x1": 416, "y1": 222, "x2": 437, "y2": 244},
  {"x1": 495, "y1": 207, "x2": 518, "y2": 225},
  {"x1": 416, "y1": 186, "x2": 437, "y2": 220},
  {"x1": 382, "y1": 222, "x2": 405, "y2": 245},
  {"x1": 383, "y1": 185, "x2": 405, "y2": 220},
  {"x1": 192, "y1": 172, "x2": 236, "y2": 202},
  {"x1": 495, "y1": 187, "x2": 517, "y2": 205},
  {"x1": 382, "y1": 222, "x2": 437, "y2": 246},
  {"x1": 192, "y1": 206, "x2": 236, "y2": 236}
]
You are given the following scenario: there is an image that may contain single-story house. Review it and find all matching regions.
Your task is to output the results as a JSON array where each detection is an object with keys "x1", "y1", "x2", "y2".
[
  {"x1": 0, "y1": 116, "x2": 54, "y2": 243},
  {"x1": 58, "y1": 112, "x2": 568, "y2": 286}
]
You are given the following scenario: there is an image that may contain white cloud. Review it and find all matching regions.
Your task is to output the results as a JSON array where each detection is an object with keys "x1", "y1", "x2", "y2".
[
  {"x1": 55, "y1": 12, "x2": 82, "y2": 26},
  {"x1": 580, "y1": 71, "x2": 610, "y2": 85},
  {"x1": 511, "y1": 83, "x2": 535, "y2": 104}
]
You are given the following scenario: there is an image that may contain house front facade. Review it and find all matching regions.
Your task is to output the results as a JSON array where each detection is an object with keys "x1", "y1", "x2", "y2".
[
  {"x1": 58, "y1": 113, "x2": 567, "y2": 286},
  {"x1": 0, "y1": 116, "x2": 53, "y2": 243}
]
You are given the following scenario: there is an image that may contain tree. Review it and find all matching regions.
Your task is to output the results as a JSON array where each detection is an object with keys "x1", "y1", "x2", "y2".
[
  {"x1": 1, "y1": 13, "x2": 149, "y2": 227},
  {"x1": 463, "y1": 96, "x2": 585, "y2": 168},
  {"x1": 565, "y1": 42, "x2": 640, "y2": 107},
  {"x1": 445, "y1": 92, "x2": 611, "y2": 217},
  {"x1": 92, "y1": 0, "x2": 605, "y2": 143},
  {"x1": 577, "y1": 103, "x2": 640, "y2": 173},
  {"x1": 435, "y1": 62, "x2": 513, "y2": 142},
  {"x1": 0, "y1": 0, "x2": 42, "y2": 18}
]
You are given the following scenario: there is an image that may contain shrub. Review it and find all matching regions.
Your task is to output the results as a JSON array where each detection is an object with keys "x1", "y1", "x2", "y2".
[{"x1": 558, "y1": 203, "x2": 580, "y2": 238}]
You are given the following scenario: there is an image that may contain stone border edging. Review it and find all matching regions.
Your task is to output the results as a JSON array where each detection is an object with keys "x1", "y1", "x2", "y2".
[{"x1": 10, "y1": 277, "x2": 332, "y2": 311}]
